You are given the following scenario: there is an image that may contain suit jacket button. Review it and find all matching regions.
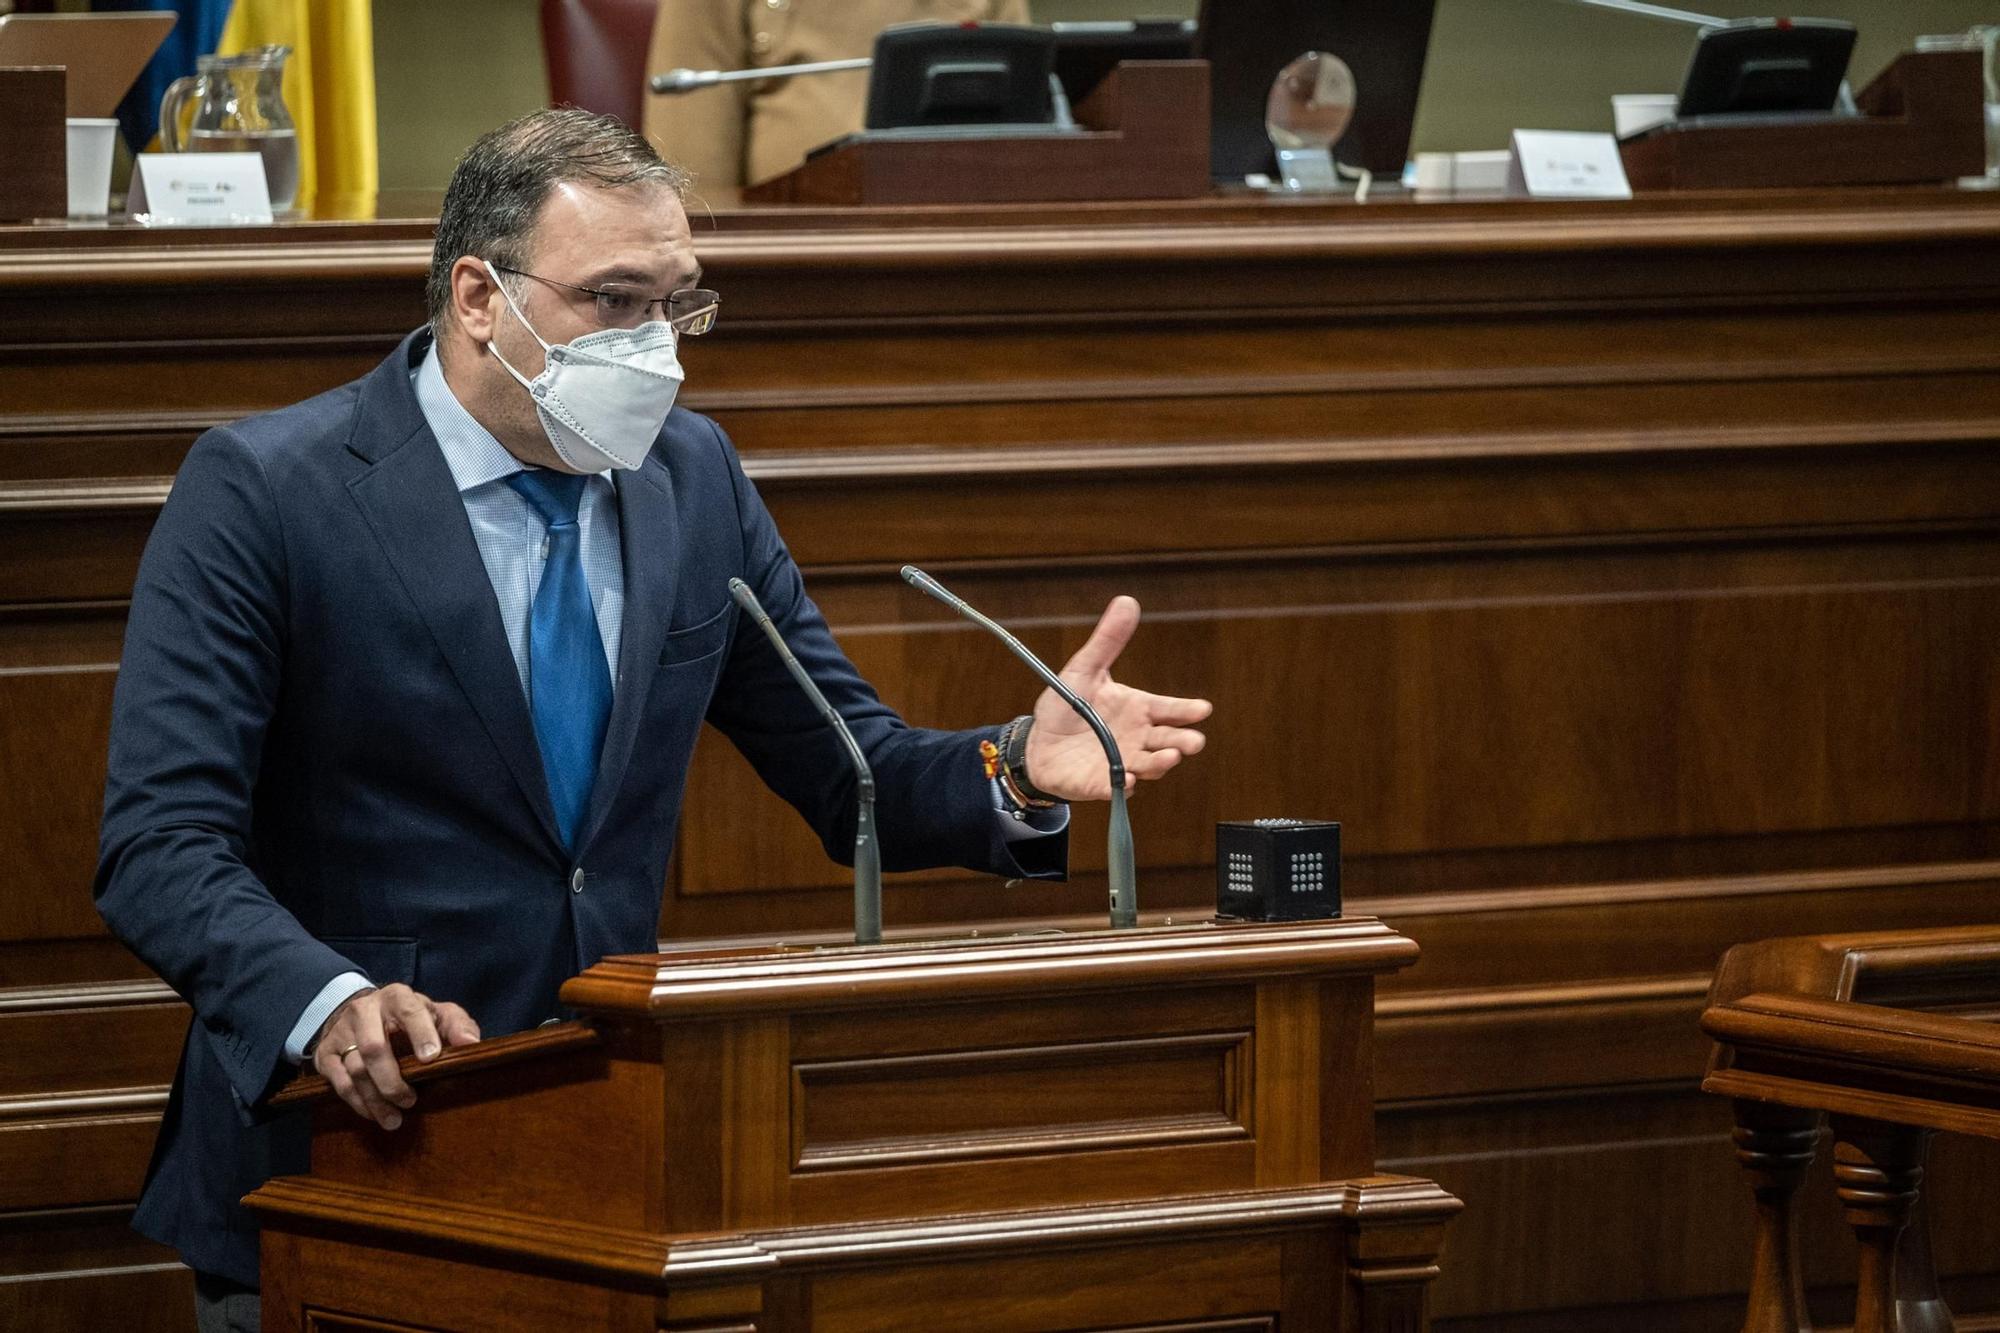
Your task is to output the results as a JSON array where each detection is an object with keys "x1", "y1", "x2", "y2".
[{"x1": 570, "y1": 868, "x2": 585, "y2": 894}]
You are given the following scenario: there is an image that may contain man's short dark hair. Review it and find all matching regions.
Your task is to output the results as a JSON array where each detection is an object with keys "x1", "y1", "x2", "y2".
[{"x1": 426, "y1": 108, "x2": 689, "y2": 335}]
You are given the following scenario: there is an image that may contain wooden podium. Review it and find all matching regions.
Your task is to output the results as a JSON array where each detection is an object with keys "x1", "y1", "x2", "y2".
[
  {"x1": 248, "y1": 918, "x2": 1459, "y2": 1332},
  {"x1": 740, "y1": 61, "x2": 1211, "y2": 208}
]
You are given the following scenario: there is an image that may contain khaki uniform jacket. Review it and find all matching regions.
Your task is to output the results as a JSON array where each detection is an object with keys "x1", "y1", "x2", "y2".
[{"x1": 644, "y1": 0, "x2": 1031, "y2": 190}]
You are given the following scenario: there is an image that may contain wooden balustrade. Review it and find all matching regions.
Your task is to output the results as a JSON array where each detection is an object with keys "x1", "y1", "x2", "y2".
[{"x1": 1703, "y1": 927, "x2": 2000, "y2": 1333}]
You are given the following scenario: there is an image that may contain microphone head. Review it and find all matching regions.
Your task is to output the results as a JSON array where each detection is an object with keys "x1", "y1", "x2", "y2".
[
  {"x1": 900, "y1": 564, "x2": 948, "y2": 600},
  {"x1": 727, "y1": 577, "x2": 761, "y2": 614},
  {"x1": 651, "y1": 68, "x2": 709, "y2": 94}
]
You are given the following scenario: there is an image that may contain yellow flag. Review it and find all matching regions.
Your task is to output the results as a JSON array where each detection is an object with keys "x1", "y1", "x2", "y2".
[{"x1": 218, "y1": 0, "x2": 377, "y2": 216}]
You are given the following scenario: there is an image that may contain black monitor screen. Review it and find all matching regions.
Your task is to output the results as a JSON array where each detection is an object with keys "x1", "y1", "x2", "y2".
[
  {"x1": 1676, "y1": 19, "x2": 1855, "y2": 118},
  {"x1": 865, "y1": 23, "x2": 1057, "y2": 130},
  {"x1": 1196, "y1": 0, "x2": 1437, "y2": 180}
]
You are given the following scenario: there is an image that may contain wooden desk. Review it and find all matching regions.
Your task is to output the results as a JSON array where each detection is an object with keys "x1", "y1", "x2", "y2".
[
  {"x1": 3, "y1": 187, "x2": 1999, "y2": 1331},
  {"x1": 1703, "y1": 926, "x2": 2000, "y2": 1332}
]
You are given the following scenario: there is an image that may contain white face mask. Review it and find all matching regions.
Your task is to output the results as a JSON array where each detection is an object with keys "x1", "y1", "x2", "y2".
[{"x1": 484, "y1": 261, "x2": 686, "y2": 473}]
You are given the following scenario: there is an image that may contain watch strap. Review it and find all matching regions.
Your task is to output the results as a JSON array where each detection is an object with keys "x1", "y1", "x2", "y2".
[{"x1": 998, "y1": 714, "x2": 1062, "y2": 807}]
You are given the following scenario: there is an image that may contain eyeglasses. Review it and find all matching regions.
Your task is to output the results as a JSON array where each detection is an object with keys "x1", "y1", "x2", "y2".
[{"x1": 493, "y1": 266, "x2": 720, "y2": 334}]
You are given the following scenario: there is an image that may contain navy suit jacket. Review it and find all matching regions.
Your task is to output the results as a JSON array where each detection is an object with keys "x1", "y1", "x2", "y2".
[{"x1": 95, "y1": 330, "x2": 1065, "y2": 1285}]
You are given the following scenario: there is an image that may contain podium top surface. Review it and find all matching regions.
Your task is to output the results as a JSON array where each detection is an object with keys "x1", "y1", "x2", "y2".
[
  {"x1": 270, "y1": 917, "x2": 1417, "y2": 1112},
  {"x1": 560, "y1": 915, "x2": 1419, "y2": 1019}
]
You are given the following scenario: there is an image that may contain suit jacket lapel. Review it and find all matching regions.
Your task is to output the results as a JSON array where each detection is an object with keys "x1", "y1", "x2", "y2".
[
  {"x1": 576, "y1": 457, "x2": 680, "y2": 850},
  {"x1": 344, "y1": 332, "x2": 565, "y2": 854}
]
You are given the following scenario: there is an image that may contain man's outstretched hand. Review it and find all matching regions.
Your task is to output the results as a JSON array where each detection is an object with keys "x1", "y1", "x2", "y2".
[
  {"x1": 1022, "y1": 596, "x2": 1212, "y2": 802},
  {"x1": 309, "y1": 983, "x2": 481, "y2": 1130}
]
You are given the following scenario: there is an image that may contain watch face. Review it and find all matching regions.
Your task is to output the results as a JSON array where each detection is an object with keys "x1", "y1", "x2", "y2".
[{"x1": 1265, "y1": 51, "x2": 1357, "y2": 151}]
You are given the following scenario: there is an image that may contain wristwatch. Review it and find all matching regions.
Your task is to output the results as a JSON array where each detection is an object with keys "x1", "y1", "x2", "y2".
[{"x1": 996, "y1": 715, "x2": 1061, "y2": 808}]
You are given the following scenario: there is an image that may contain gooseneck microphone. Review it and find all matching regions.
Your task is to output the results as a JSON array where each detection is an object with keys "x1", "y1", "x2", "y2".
[
  {"x1": 651, "y1": 57, "x2": 873, "y2": 95},
  {"x1": 727, "y1": 578, "x2": 882, "y2": 946},
  {"x1": 900, "y1": 566, "x2": 1137, "y2": 930},
  {"x1": 1558, "y1": 0, "x2": 1723, "y2": 26}
]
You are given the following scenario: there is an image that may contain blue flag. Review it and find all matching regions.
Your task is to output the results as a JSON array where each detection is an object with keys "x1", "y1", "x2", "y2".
[{"x1": 95, "y1": 0, "x2": 236, "y2": 154}]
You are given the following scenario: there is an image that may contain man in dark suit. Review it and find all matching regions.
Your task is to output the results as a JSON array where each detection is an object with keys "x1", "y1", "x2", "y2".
[{"x1": 95, "y1": 108, "x2": 1209, "y2": 1330}]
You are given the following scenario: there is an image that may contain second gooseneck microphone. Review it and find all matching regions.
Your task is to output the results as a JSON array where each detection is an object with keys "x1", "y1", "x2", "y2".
[
  {"x1": 728, "y1": 578, "x2": 882, "y2": 945},
  {"x1": 651, "y1": 56, "x2": 873, "y2": 95},
  {"x1": 901, "y1": 565, "x2": 1138, "y2": 930}
]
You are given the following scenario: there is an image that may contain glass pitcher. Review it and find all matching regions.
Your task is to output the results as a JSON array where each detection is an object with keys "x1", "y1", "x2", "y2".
[{"x1": 159, "y1": 46, "x2": 300, "y2": 211}]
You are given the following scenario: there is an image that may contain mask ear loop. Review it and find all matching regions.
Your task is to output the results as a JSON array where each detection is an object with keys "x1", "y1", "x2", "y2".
[
  {"x1": 480, "y1": 261, "x2": 593, "y2": 471},
  {"x1": 483, "y1": 261, "x2": 556, "y2": 390}
]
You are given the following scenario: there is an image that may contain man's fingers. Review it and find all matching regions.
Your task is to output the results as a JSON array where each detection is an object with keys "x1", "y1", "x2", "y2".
[
  {"x1": 387, "y1": 987, "x2": 444, "y2": 1062},
  {"x1": 1058, "y1": 596, "x2": 1141, "y2": 685},
  {"x1": 1147, "y1": 694, "x2": 1213, "y2": 726},
  {"x1": 305, "y1": 986, "x2": 481, "y2": 1129},
  {"x1": 351, "y1": 992, "x2": 415, "y2": 1112},
  {"x1": 318, "y1": 1055, "x2": 374, "y2": 1125},
  {"x1": 1145, "y1": 725, "x2": 1207, "y2": 757},
  {"x1": 312, "y1": 1019, "x2": 376, "y2": 1122},
  {"x1": 323, "y1": 1049, "x2": 399, "y2": 1128},
  {"x1": 434, "y1": 1002, "x2": 482, "y2": 1047},
  {"x1": 343, "y1": 1053, "x2": 404, "y2": 1128}
]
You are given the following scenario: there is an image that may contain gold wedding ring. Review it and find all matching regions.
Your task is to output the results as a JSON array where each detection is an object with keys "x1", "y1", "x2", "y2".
[{"x1": 336, "y1": 1043, "x2": 361, "y2": 1058}]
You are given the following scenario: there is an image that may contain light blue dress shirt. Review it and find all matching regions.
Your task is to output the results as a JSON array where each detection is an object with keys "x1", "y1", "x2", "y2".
[
  {"x1": 416, "y1": 348, "x2": 625, "y2": 692},
  {"x1": 284, "y1": 345, "x2": 1063, "y2": 1063}
]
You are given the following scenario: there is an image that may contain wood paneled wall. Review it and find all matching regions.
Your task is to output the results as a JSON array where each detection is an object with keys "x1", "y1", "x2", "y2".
[{"x1": 3, "y1": 188, "x2": 1998, "y2": 1331}]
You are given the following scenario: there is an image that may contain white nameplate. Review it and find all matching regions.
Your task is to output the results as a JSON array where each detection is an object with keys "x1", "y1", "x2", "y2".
[
  {"x1": 129, "y1": 153, "x2": 274, "y2": 225},
  {"x1": 1507, "y1": 130, "x2": 1632, "y2": 200}
]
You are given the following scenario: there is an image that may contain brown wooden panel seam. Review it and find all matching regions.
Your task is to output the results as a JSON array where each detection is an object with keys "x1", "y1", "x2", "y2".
[
  {"x1": 740, "y1": 422, "x2": 2000, "y2": 483},
  {"x1": 1377, "y1": 975, "x2": 1711, "y2": 1018},
  {"x1": 0, "y1": 981, "x2": 178, "y2": 1013},
  {"x1": 0, "y1": 481, "x2": 171, "y2": 514},
  {"x1": 798, "y1": 520, "x2": 2000, "y2": 583},
  {"x1": 0, "y1": 1087, "x2": 169, "y2": 1122},
  {"x1": 1352, "y1": 857, "x2": 2000, "y2": 921},
  {"x1": 688, "y1": 355, "x2": 2000, "y2": 413},
  {"x1": 792, "y1": 1113, "x2": 1252, "y2": 1173}
]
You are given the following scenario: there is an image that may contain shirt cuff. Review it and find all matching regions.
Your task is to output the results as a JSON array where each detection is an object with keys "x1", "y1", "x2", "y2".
[
  {"x1": 990, "y1": 777, "x2": 1069, "y2": 842},
  {"x1": 284, "y1": 971, "x2": 374, "y2": 1065}
]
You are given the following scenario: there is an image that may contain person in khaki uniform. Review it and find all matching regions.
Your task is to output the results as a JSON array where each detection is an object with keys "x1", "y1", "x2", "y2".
[{"x1": 644, "y1": 0, "x2": 1031, "y2": 190}]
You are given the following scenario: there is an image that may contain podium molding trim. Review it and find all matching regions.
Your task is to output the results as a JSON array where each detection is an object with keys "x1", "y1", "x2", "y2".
[{"x1": 249, "y1": 1175, "x2": 1461, "y2": 1286}]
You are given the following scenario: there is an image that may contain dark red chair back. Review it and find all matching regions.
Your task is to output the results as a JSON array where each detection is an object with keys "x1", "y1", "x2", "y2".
[{"x1": 539, "y1": 0, "x2": 661, "y2": 128}]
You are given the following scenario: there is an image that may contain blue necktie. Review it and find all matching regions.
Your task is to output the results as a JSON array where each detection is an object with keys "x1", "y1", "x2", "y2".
[{"x1": 506, "y1": 469, "x2": 613, "y2": 850}]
